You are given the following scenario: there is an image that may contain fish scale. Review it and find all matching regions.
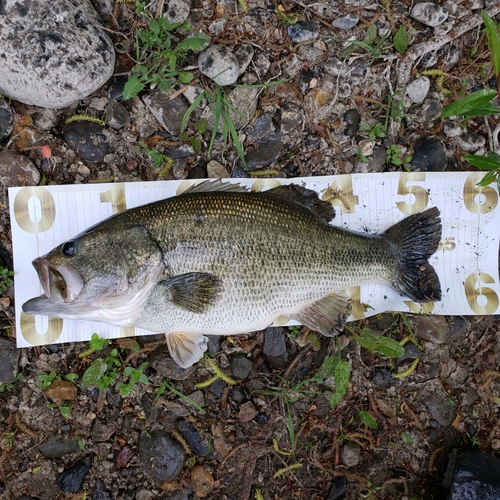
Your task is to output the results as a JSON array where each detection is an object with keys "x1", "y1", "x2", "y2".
[{"x1": 23, "y1": 181, "x2": 442, "y2": 368}]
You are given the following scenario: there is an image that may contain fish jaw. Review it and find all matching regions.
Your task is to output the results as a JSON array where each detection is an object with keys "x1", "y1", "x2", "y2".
[{"x1": 32, "y1": 257, "x2": 84, "y2": 303}]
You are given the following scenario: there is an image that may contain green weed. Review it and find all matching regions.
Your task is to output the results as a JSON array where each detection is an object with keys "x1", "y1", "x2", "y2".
[{"x1": 0, "y1": 265, "x2": 14, "y2": 294}]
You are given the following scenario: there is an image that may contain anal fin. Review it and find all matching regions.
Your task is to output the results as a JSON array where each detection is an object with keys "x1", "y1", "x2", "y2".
[
  {"x1": 166, "y1": 332, "x2": 208, "y2": 368},
  {"x1": 289, "y1": 292, "x2": 352, "y2": 337}
]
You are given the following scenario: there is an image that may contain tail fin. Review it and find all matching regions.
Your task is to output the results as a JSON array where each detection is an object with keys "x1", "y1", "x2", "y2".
[{"x1": 384, "y1": 207, "x2": 442, "y2": 302}]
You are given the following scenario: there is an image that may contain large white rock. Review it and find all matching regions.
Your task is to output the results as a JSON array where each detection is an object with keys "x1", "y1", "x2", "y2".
[{"x1": 0, "y1": 0, "x2": 115, "y2": 109}]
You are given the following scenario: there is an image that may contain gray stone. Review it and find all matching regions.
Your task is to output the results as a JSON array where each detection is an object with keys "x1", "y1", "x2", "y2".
[
  {"x1": 164, "y1": 0, "x2": 190, "y2": 24},
  {"x1": 142, "y1": 89, "x2": 188, "y2": 137},
  {"x1": 281, "y1": 110, "x2": 301, "y2": 134},
  {"x1": 63, "y1": 121, "x2": 111, "y2": 163},
  {"x1": 0, "y1": 337, "x2": 19, "y2": 385},
  {"x1": 207, "y1": 160, "x2": 229, "y2": 178},
  {"x1": 287, "y1": 21, "x2": 319, "y2": 43},
  {"x1": 148, "y1": 344, "x2": 196, "y2": 380},
  {"x1": 57, "y1": 455, "x2": 93, "y2": 493},
  {"x1": 410, "y1": 135, "x2": 447, "y2": 172},
  {"x1": 406, "y1": 76, "x2": 431, "y2": 104},
  {"x1": 456, "y1": 131, "x2": 486, "y2": 152},
  {"x1": 0, "y1": 151, "x2": 40, "y2": 187},
  {"x1": 139, "y1": 430, "x2": 185, "y2": 481},
  {"x1": 245, "y1": 132, "x2": 283, "y2": 171},
  {"x1": 411, "y1": 2, "x2": 449, "y2": 27},
  {"x1": 324, "y1": 57, "x2": 348, "y2": 77},
  {"x1": 254, "y1": 53, "x2": 271, "y2": 77},
  {"x1": 245, "y1": 114, "x2": 274, "y2": 140},
  {"x1": 341, "y1": 442, "x2": 361, "y2": 467},
  {"x1": 234, "y1": 44, "x2": 254, "y2": 76},
  {"x1": 0, "y1": 0, "x2": 115, "y2": 109},
  {"x1": 208, "y1": 19, "x2": 227, "y2": 35},
  {"x1": 413, "y1": 315, "x2": 449, "y2": 343},
  {"x1": 332, "y1": 14, "x2": 359, "y2": 30},
  {"x1": 105, "y1": 100, "x2": 129, "y2": 129},
  {"x1": 92, "y1": 419, "x2": 115, "y2": 442},
  {"x1": 198, "y1": 45, "x2": 240, "y2": 86},
  {"x1": 238, "y1": 401, "x2": 257, "y2": 422},
  {"x1": 424, "y1": 393, "x2": 456, "y2": 427},
  {"x1": 263, "y1": 327, "x2": 286, "y2": 357},
  {"x1": 178, "y1": 418, "x2": 211, "y2": 456},
  {"x1": 38, "y1": 437, "x2": 79, "y2": 458},
  {"x1": 230, "y1": 355, "x2": 254, "y2": 380},
  {"x1": 227, "y1": 86, "x2": 259, "y2": 129},
  {"x1": 32, "y1": 109, "x2": 60, "y2": 131},
  {"x1": 0, "y1": 100, "x2": 14, "y2": 140},
  {"x1": 366, "y1": 145, "x2": 386, "y2": 173},
  {"x1": 397, "y1": 344, "x2": 421, "y2": 364}
]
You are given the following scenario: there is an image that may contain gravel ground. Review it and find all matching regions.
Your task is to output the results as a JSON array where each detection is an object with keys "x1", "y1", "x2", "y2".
[{"x1": 0, "y1": 1, "x2": 500, "y2": 499}]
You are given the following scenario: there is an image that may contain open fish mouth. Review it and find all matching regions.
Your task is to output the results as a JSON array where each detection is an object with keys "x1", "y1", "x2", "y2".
[{"x1": 32, "y1": 257, "x2": 84, "y2": 304}]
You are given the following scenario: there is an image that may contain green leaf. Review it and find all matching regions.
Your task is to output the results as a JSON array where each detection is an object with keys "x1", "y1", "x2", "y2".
[
  {"x1": 350, "y1": 328, "x2": 405, "y2": 357},
  {"x1": 482, "y1": 11, "x2": 500, "y2": 81},
  {"x1": 438, "y1": 88, "x2": 497, "y2": 118},
  {"x1": 460, "y1": 102, "x2": 500, "y2": 116},
  {"x1": 81, "y1": 358, "x2": 107, "y2": 387},
  {"x1": 316, "y1": 354, "x2": 339, "y2": 381},
  {"x1": 190, "y1": 136, "x2": 202, "y2": 154},
  {"x1": 177, "y1": 34, "x2": 210, "y2": 52},
  {"x1": 393, "y1": 25, "x2": 408, "y2": 54},
  {"x1": 178, "y1": 71, "x2": 194, "y2": 84},
  {"x1": 181, "y1": 90, "x2": 207, "y2": 133},
  {"x1": 59, "y1": 404, "x2": 72, "y2": 420},
  {"x1": 401, "y1": 432, "x2": 413, "y2": 445},
  {"x1": 359, "y1": 410, "x2": 378, "y2": 428},
  {"x1": 123, "y1": 75, "x2": 145, "y2": 100},
  {"x1": 329, "y1": 360, "x2": 350, "y2": 409},
  {"x1": 464, "y1": 154, "x2": 500, "y2": 171},
  {"x1": 365, "y1": 24, "x2": 377, "y2": 45},
  {"x1": 476, "y1": 170, "x2": 497, "y2": 186}
]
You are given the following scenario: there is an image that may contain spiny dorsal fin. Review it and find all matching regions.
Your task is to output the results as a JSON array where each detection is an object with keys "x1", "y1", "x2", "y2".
[
  {"x1": 263, "y1": 184, "x2": 336, "y2": 223},
  {"x1": 182, "y1": 179, "x2": 249, "y2": 195},
  {"x1": 159, "y1": 272, "x2": 223, "y2": 313}
]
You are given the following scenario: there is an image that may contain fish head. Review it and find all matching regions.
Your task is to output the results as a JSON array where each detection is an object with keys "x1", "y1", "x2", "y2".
[{"x1": 23, "y1": 224, "x2": 163, "y2": 319}]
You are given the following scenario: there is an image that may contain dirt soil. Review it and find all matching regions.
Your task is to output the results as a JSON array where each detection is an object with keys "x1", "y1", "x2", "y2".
[{"x1": 1, "y1": 1, "x2": 500, "y2": 499}]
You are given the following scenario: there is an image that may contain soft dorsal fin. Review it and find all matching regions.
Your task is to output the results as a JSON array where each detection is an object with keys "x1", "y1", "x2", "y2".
[
  {"x1": 263, "y1": 184, "x2": 336, "y2": 223},
  {"x1": 182, "y1": 179, "x2": 250, "y2": 195}
]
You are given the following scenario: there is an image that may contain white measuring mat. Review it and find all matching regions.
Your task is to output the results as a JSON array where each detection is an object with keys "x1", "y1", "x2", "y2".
[{"x1": 9, "y1": 172, "x2": 500, "y2": 348}]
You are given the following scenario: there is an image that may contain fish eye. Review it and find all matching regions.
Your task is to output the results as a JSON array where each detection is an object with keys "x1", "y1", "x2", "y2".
[{"x1": 62, "y1": 241, "x2": 77, "y2": 256}]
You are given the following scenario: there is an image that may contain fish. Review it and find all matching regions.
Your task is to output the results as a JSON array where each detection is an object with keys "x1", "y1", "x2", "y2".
[{"x1": 22, "y1": 181, "x2": 442, "y2": 368}]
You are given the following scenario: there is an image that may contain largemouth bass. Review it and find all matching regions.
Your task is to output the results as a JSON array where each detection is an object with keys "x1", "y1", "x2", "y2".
[{"x1": 23, "y1": 181, "x2": 442, "y2": 368}]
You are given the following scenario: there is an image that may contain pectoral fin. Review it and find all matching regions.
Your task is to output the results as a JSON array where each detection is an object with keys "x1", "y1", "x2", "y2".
[
  {"x1": 165, "y1": 331, "x2": 208, "y2": 368},
  {"x1": 160, "y1": 272, "x2": 223, "y2": 313},
  {"x1": 289, "y1": 292, "x2": 352, "y2": 337}
]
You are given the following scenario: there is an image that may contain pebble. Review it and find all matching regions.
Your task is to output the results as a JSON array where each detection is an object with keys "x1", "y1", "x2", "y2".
[
  {"x1": 142, "y1": 89, "x2": 188, "y2": 137},
  {"x1": 406, "y1": 76, "x2": 431, "y2": 104},
  {"x1": 314, "y1": 88, "x2": 334, "y2": 107},
  {"x1": 107, "y1": 75, "x2": 128, "y2": 101},
  {"x1": 63, "y1": 121, "x2": 111, "y2": 163},
  {"x1": 207, "y1": 160, "x2": 229, "y2": 178},
  {"x1": 341, "y1": 441, "x2": 361, "y2": 467},
  {"x1": 411, "y1": 2, "x2": 448, "y2": 27},
  {"x1": 148, "y1": 344, "x2": 196, "y2": 380},
  {"x1": 409, "y1": 135, "x2": 447, "y2": 172},
  {"x1": 91, "y1": 479, "x2": 112, "y2": 500},
  {"x1": 0, "y1": 0, "x2": 115, "y2": 108},
  {"x1": 254, "y1": 412, "x2": 268, "y2": 425},
  {"x1": 424, "y1": 393, "x2": 456, "y2": 427},
  {"x1": 139, "y1": 430, "x2": 185, "y2": 481},
  {"x1": 191, "y1": 465, "x2": 214, "y2": 498},
  {"x1": 226, "y1": 86, "x2": 259, "y2": 129},
  {"x1": 209, "y1": 378, "x2": 226, "y2": 398},
  {"x1": 263, "y1": 327, "x2": 287, "y2": 357},
  {"x1": 0, "y1": 337, "x2": 19, "y2": 385},
  {"x1": 245, "y1": 132, "x2": 283, "y2": 171},
  {"x1": 254, "y1": 53, "x2": 271, "y2": 77},
  {"x1": 332, "y1": 14, "x2": 359, "y2": 30},
  {"x1": 287, "y1": 21, "x2": 319, "y2": 43},
  {"x1": 92, "y1": 419, "x2": 115, "y2": 442},
  {"x1": 187, "y1": 165, "x2": 208, "y2": 179},
  {"x1": 32, "y1": 109, "x2": 60, "y2": 131},
  {"x1": 238, "y1": 401, "x2": 258, "y2": 422},
  {"x1": 231, "y1": 162, "x2": 250, "y2": 178},
  {"x1": 372, "y1": 368, "x2": 394, "y2": 388},
  {"x1": 38, "y1": 437, "x2": 79, "y2": 458},
  {"x1": 327, "y1": 476, "x2": 347, "y2": 500},
  {"x1": 230, "y1": 355, "x2": 254, "y2": 380},
  {"x1": 396, "y1": 344, "x2": 421, "y2": 364},
  {"x1": 443, "y1": 119, "x2": 462, "y2": 138},
  {"x1": 413, "y1": 316, "x2": 449, "y2": 344},
  {"x1": 281, "y1": 110, "x2": 302, "y2": 134},
  {"x1": 275, "y1": 82, "x2": 303, "y2": 106},
  {"x1": 45, "y1": 379, "x2": 78, "y2": 404},
  {"x1": 163, "y1": 0, "x2": 190, "y2": 24},
  {"x1": 0, "y1": 100, "x2": 14, "y2": 140},
  {"x1": 208, "y1": 18, "x2": 227, "y2": 35},
  {"x1": 234, "y1": 44, "x2": 254, "y2": 76},
  {"x1": 178, "y1": 418, "x2": 211, "y2": 456},
  {"x1": 324, "y1": 57, "x2": 348, "y2": 77},
  {"x1": 57, "y1": 455, "x2": 93, "y2": 493},
  {"x1": 198, "y1": 45, "x2": 240, "y2": 86},
  {"x1": 245, "y1": 114, "x2": 274, "y2": 141},
  {"x1": 116, "y1": 445, "x2": 135, "y2": 468},
  {"x1": 136, "y1": 490, "x2": 155, "y2": 500},
  {"x1": 105, "y1": 100, "x2": 129, "y2": 129},
  {"x1": 343, "y1": 109, "x2": 361, "y2": 137},
  {"x1": 456, "y1": 131, "x2": 486, "y2": 152}
]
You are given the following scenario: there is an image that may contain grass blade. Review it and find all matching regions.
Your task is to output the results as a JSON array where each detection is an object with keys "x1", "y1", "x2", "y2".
[
  {"x1": 180, "y1": 89, "x2": 206, "y2": 134},
  {"x1": 482, "y1": 10, "x2": 500, "y2": 89},
  {"x1": 464, "y1": 154, "x2": 500, "y2": 171},
  {"x1": 438, "y1": 88, "x2": 497, "y2": 118}
]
